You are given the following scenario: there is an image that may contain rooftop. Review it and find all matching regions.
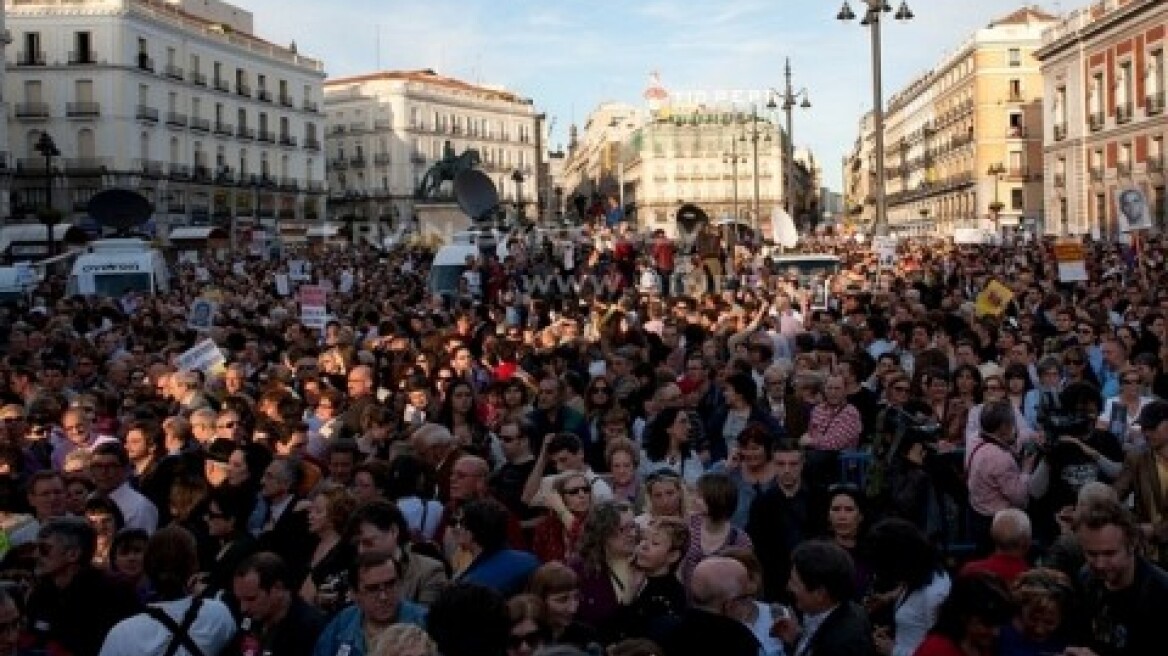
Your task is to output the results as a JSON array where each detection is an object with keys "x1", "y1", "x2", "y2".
[{"x1": 324, "y1": 69, "x2": 531, "y2": 105}]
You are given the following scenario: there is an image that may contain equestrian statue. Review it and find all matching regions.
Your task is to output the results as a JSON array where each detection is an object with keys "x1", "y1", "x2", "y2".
[{"x1": 414, "y1": 141, "x2": 482, "y2": 199}]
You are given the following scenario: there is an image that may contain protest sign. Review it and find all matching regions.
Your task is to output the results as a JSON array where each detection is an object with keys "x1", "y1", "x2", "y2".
[
  {"x1": 188, "y1": 299, "x2": 217, "y2": 331},
  {"x1": 1053, "y1": 241, "x2": 1088, "y2": 282},
  {"x1": 976, "y1": 280, "x2": 1015, "y2": 317},
  {"x1": 177, "y1": 339, "x2": 226, "y2": 376},
  {"x1": 299, "y1": 284, "x2": 328, "y2": 329},
  {"x1": 275, "y1": 274, "x2": 290, "y2": 296}
]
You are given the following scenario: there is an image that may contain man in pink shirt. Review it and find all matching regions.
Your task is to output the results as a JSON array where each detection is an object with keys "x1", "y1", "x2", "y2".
[{"x1": 966, "y1": 400, "x2": 1045, "y2": 555}]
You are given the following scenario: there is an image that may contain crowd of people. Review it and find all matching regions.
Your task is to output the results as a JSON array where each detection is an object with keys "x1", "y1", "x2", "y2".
[{"x1": 0, "y1": 221, "x2": 1164, "y2": 656}]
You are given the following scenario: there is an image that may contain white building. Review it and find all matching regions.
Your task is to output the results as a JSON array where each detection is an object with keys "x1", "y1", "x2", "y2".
[
  {"x1": 4, "y1": 0, "x2": 326, "y2": 254},
  {"x1": 323, "y1": 69, "x2": 542, "y2": 243}
]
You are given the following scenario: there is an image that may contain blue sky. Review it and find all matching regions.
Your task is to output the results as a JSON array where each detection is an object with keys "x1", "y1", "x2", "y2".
[{"x1": 244, "y1": 0, "x2": 1068, "y2": 190}]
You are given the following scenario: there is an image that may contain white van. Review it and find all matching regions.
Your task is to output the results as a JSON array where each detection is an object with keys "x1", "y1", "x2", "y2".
[
  {"x1": 0, "y1": 264, "x2": 39, "y2": 302},
  {"x1": 68, "y1": 239, "x2": 170, "y2": 297},
  {"x1": 428, "y1": 240, "x2": 480, "y2": 297}
]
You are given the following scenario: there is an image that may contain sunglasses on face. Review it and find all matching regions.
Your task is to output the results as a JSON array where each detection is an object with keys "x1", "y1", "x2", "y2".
[{"x1": 562, "y1": 485, "x2": 591, "y2": 496}]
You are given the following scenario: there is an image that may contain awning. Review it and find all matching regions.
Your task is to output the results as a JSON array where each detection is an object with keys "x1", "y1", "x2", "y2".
[
  {"x1": 0, "y1": 224, "x2": 91, "y2": 253},
  {"x1": 169, "y1": 227, "x2": 228, "y2": 241}
]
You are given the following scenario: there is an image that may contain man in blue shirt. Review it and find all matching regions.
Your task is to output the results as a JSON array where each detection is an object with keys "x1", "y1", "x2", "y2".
[{"x1": 313, "y1": 551, "x2": 426, "y2": 656}]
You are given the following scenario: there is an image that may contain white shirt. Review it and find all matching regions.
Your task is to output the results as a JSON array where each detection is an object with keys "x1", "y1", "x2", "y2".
[
  {"x1": 99, "y1": 596, "x2": 236, "y2": 656},
  {"x1": 795, "y1": 605, "x2": 837, "y2": 656},
  {"x1": 892, "y1": 571, "x2": 951, "y2": 656},
  {"x1": 108, "y1": 481, "x2": 159, "y2": 533}
]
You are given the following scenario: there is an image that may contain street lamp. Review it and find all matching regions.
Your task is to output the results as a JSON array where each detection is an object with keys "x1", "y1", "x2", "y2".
[
  {"x1": 738, "y1": 106, "x2": 772, "y2": 236},
  {"x1": 723, "y1": 127, "x2": 747, "y2": 225},
  {"x1": 987, "y1": 162, "x2": 1006, "y2": 234},
  {"x1": 511, "y1": 169, "x2": 525, "y2": 224},
  {"x1": 767, "y1": 58, "x2": 811, "y2": 229},
  {"x1": 838, "y1": 0, "x2": 915, "y2": 237},
  {"x1": 34, "y1": 132, "x2": 62, "y2": 257}
]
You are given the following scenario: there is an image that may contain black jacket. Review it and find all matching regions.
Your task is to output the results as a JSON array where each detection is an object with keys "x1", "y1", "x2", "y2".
[
  {"x1": 659, "y1": 607, "x2": 759, "y2": 656},
  {"x1": 25, "y1": 566, "x2": 141, "y2": 656},
  {"x1": 799, "y1": 602, "x2": 875, "y2": 656}
]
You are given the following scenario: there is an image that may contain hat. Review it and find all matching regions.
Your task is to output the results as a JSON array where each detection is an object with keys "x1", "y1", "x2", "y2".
[{"x1": 978, "y1": 362, "x2": 1004, "y2": 381}]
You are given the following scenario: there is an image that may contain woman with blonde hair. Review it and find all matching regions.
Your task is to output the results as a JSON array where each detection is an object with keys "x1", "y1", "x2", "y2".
[{"x1": 370, "y1": 624, "x2": 437, "y2": 656}]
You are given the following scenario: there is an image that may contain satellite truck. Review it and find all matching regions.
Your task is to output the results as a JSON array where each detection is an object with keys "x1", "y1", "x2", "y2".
[{"x1": 66, "y1": 189, "x2": 171, "y2": 297}]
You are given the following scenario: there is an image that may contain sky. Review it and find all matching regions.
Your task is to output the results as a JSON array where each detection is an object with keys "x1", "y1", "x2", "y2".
[{"x1": 241, "y1": 0, "x2": 1073, "y2": 190}]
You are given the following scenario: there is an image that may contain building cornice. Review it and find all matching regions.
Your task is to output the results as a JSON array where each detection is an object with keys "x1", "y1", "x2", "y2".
[{"x1": 1036, "y1": 0, "x2": 1159, "y2": 61}]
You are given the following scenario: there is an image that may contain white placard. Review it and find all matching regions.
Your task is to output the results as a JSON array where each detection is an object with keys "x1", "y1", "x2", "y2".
[
  {"x1": 339, "y1": 271, "x2": 354, "y2": 294},
  {"x1": 177, "y1": 338, "x2": 226, "y2": 375},
  {"x1": 301, "y1": 306, "x2": 328, "y2": 330},
  {"x1": 275, "y1": 274, "x2": 290, "y2": 296},
  {"x1": 179, "y1": 251, "x2": 199, "y2": 265},
  {"x1": 872, "y1": 236, "x2": 898, "y2": 268},
  {"x1": 233, "y1": 263, "x2": 246, "y2": 276},
  {"x1": 289, "y1": 259, "x2": 310, "y2": 281},
  {"x1": 195, "y1": 267, "x2": 210, "y2": 282},
  {"x1": 188, "y1": 299, "x2": 217, "y2": 331},
  {"x1": 1117, "y1": 186, "x2": 1153, "y2": 233}
]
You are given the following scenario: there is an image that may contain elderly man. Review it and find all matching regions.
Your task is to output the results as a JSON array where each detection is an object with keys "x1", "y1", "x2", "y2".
[
  {"x1": 774, "y1": 540, "x2": 875, "y2": 656},
  {"x1": 660, "y1": 557, "x2": 759, "y2": 656},
  {"x1": 960, "y1": 508, "x2": 1032, "y2": 584}
]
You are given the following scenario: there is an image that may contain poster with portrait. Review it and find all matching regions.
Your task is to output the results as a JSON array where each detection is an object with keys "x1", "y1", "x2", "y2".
[
  {"x1": 1117, "y1": 186, "x2": 1153, "y2": 233},
  {"x1": 188, "y1": 298, "x2": 217, "y2": 331}
]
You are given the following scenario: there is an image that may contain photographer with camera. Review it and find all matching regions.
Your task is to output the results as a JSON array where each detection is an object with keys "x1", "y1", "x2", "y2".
[
  {"x1": 1027, "y1": 382, "x2": 1123, "y2": 543},
  {"x1": 966, "y1": 400, "x2": 1047, "y2": 556}
]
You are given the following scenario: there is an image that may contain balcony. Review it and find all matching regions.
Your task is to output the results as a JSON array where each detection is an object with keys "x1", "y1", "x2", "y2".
[
  {"x1": 216, "y1": 167, "x2": 236, "y2": 184},
  {"x1": 189, "y1": 117, "x2": 211, "y2": 132},
  {"x1": 17, "y1": 51, "x2": 45, "y2": 66},
  {"x1": 136, "y1": 105, "x2": 160, "y2": 122},
  {"x1": 137, "y1": 159, "x2": 166, "y2": 176},
  {"x1": 14, "y1": 102, "x2": 50, "y2": 119},
  {"x1": 214, "y1": 121, "x2": 234, "y2": 136},
  {"x1": 192, "y1": 165, "x2": 212, "y2": 182},
  {"x1": 1089, "y1": 168, "x2": 1104, "y2": 182},
  {"x1": 191, "y1": 71, "x2": 207, "y2": 86},
  {"x1": 279, "y1": 94, "x2": 293, "y2": 107},
  {"x1": 305, "y1": 138, "x2": 321, "y2": 151},
  {"x1": 1054, "y1": 173, "x2": 1066, "y2": 187},
  {"x1": 66, "y1": 102, "x2": 101, "y2": 118},
  {"x1": 374, "y1": 153, "x2": 391, "y2": 165},
  {"x1": 258, "y1": 130, "x2": 275, "y2": 143},
  {"x1": 1149, "y1": 91, "x2": 1166, "y2": 116},
  {"x1": 307, "y1": 181, "x2": 325, "y2": 193},
  {"x1": 410, "y1": 153, "x2": 426, "y2": 164},
  {"x1": 303, "y1": 100, "x2": 319, "y2": 113},
  {"x1": 137, "y1": 54, "x2": 154, "y2": 72},
  {"x1": 279, "y1": 177, "x2": 299, "y2": 191},
  {"x1": 66, "y1": 158, "x2": 108, "y2": 173},
  {"x1": 257, "y1": 89, "x2": 272, "y2": 102},
  {"x1": 236, "y1": 126, "x2": 255, "y2": 140},
  {"x1": 1148, "y1": 155, "x2": 1164, "y2": 173},
  {"x1": 329, "y1": 125, "x2": 347, "y2": 135},
  {"x1": 236, "y1": 82, "x2": 251, "y2": 97},
  {"x1": 374, "y1": 119, "x2": 391, "y2": 131},
  {"x1": 1053, "y1": 123, "x2": 1067, "y2": 141},
  {"x1": 169, "y1": 163, "x2": 191, "y2": 179},
  {"x1": 1006, "y1": 126, "x2": 1028, "y2": 139},
  {"x1": 329, "y1": 158, "x2": 348, "y2": 171},
  {"x1": 1088, "y1": 112, "x2": 1105, "y2": 131},
  {"x1": 164, "y1": 64, "x2": 184, "y2": 80},
  {"x1": 279, "y1": 135, "x2": 298, "y2": 147},
  {"x1": 1116, "y1": 102, "x2": 1134, "y2": 124},
  {"x1": 1117, "y1": 162, "x2": 1132, "y2": 177},
  {"x1": 68, "y1": 50, "x2": 97, "y2": 65},
  {"x1": 349, "y1": 122, "x2": 367, "y2": 133},
  {"x1": 213, "y1": 78, "x2": 230, "y2": 92},
  {"x1": 350, "y1": 156, "x2": 367, "y2": 168},
  {"x1": 166, "y1": 111, "x2": 188, "y2": 127},
  {"x1": 1005, "y1": 166, "x2": 1029, "y2": 181}
]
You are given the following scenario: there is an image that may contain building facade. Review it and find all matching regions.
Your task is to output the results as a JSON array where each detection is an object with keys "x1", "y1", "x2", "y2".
[
  {"x1": 5, "y1": 0, "x2": 327, "y2": 251},
  {"x1": 1037, "y1": 0, "x2": 1167, "y2": 237},
  {"x1": 561, "y1": 101, "x2": 645, "y2": 217},
  {"x1": 323, "y1": 69, "x2": 542, "y2": 243},
  {"x1": 849, "y1": 7, "x2": 1055, "y2": 237}
]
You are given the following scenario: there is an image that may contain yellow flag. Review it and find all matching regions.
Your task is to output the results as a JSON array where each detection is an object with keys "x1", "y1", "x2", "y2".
[{"x1": 976, "y1": 280, "x2": 1014, "y2": 317}]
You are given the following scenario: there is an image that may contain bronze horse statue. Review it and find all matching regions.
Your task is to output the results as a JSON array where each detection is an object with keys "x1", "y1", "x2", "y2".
[{"x1": 414, "y1": 142, "x2": 482, "y2": 199}]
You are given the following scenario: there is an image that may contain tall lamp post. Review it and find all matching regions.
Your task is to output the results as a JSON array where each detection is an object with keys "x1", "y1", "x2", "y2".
[
  {"x1": 34, "y1": 132, "x2": 61, "y2": 257},
  {"x1": 511, "y1": 169, "x2": 526, "y2": 225},
  {"x1": 739, "y1": 106, "x2": 772, "y2": 236},
  {"x1": 723, "y1": 131, "x2": 746, "y2": 225},
  {"x1": 838, "y1": 0, "x2": 915, "y2": 237},
  {"x1": 767, "y1": 58, "x2": 811, "y2": 230},
  {"x1": 987, "y1": 162, "x2": 1005, "y2": 235}
]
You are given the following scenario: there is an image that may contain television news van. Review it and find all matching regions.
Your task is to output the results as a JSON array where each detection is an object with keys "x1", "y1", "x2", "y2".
[{"x1": 68, "y1": 239, "x2": 170, "y2": 297}]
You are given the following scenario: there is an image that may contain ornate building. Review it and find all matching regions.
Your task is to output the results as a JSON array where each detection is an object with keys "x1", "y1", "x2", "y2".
[
  {"x1": 5, "y1": 0, "x2": 327, "y2": 253},
  {"x1": 1037, "y1": 0, "x2": 1168, "y2": 237},
  {"x1": 323, "y1": 69, "x2": 542, "y2": 244}
]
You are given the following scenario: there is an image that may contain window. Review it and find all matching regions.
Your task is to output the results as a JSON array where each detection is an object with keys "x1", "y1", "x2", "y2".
[
  {"x1": 166, "y1": 47, "x2": 176, "y2": 66},
  {"x1": 77, "y1": 129, "x2": 96, "y2": 159},
  {"x1": 23, "y1": 32, "x2": 41, "y2": 57},
  {"x1": 24, "y1": 80, "x2": 42, "y2": 103},
  {"x1": 191, "y1": 98, "x2": 201, "y2": 119},
  {"x1": 167, "y1": 91, "x2": 178, "y2": 112},
  {"x1": 238, "y1": 107, "x2": 247, "y2": 128},
  {"x1": 1011, "y1": 188, "x2": 1024, "y2": 211},
  {"x1": 1008, "y1": 79, "x2": 1022, "y2": 100},
  {"x1": 140, "y1": 132, "x2": 150, "y2": 162},
  {"x1": 137, "y1": 38, "x2": 147, "y2": 55},
  {"x1": 1008, "y1": 48, "x2": 1021, "y2": 67},
  {"x1": 75, "y1": 80, "x2": 94, "y2": 102},
  {"x1": 1008, "y1": 112, "x2": 1024, "y2": 136},
  {"x1": 190, "y1": 54, "x2": 200, "y2": 74},
  {"x1": 257, "y1": 74, "x2": 267, "y2": 90},
  {"x1": 74, "y1": 32, "x2": 93, "y2": 62},
  {"x1": 138, "y1": 84, "x2": 148, "y2": 106}
]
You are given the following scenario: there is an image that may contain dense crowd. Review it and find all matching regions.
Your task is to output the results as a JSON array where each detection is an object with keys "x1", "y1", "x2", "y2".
[{"x1": 0, "y1": 222, "x2": 1165, "y2": 656}]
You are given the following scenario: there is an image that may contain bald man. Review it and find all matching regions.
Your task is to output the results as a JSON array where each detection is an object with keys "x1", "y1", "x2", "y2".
[
  {"x1": 660, "y1": 557, "x2": 759, "y2": 656},
  {"x1": 339, "y1": 365, "x2": 378, "y2": 440},
  {"x1": 960, "y1": 508, "x2": 1032, "y2": 584}
]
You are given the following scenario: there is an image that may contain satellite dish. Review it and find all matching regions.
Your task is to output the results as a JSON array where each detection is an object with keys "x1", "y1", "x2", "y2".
[
  {"x1": 675, "y1": 203, "x2": 709, "y2": 231},
  {"x1": 453, "y1": 169, "x2": 499, "y2": 222},
  {"x1": 87, "y1": 189, "x2": 153, "y2": 235}
]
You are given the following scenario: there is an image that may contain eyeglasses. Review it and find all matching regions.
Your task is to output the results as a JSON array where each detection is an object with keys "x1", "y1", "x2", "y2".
[
  {"x1": 508, "y1": 630, "x2": 544, "y2": 650},
  {"x1": 562, "y1": 486, "x2": 591, "y2": 496},
  {"x1": 359, "y1": 579, "x2": 399, "y2": 597}
]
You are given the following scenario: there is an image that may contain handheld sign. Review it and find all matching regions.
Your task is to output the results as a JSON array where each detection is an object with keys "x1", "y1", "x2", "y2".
[
  {"x1": 976, "y1": 280, "x2": 1015, "y2": 317},
  {"x1": 188, "y1": 299, "x2": 217, "y2": 331},
  {"x1": 177, "y1": 339, "x2": 226, "y2": 376}
]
